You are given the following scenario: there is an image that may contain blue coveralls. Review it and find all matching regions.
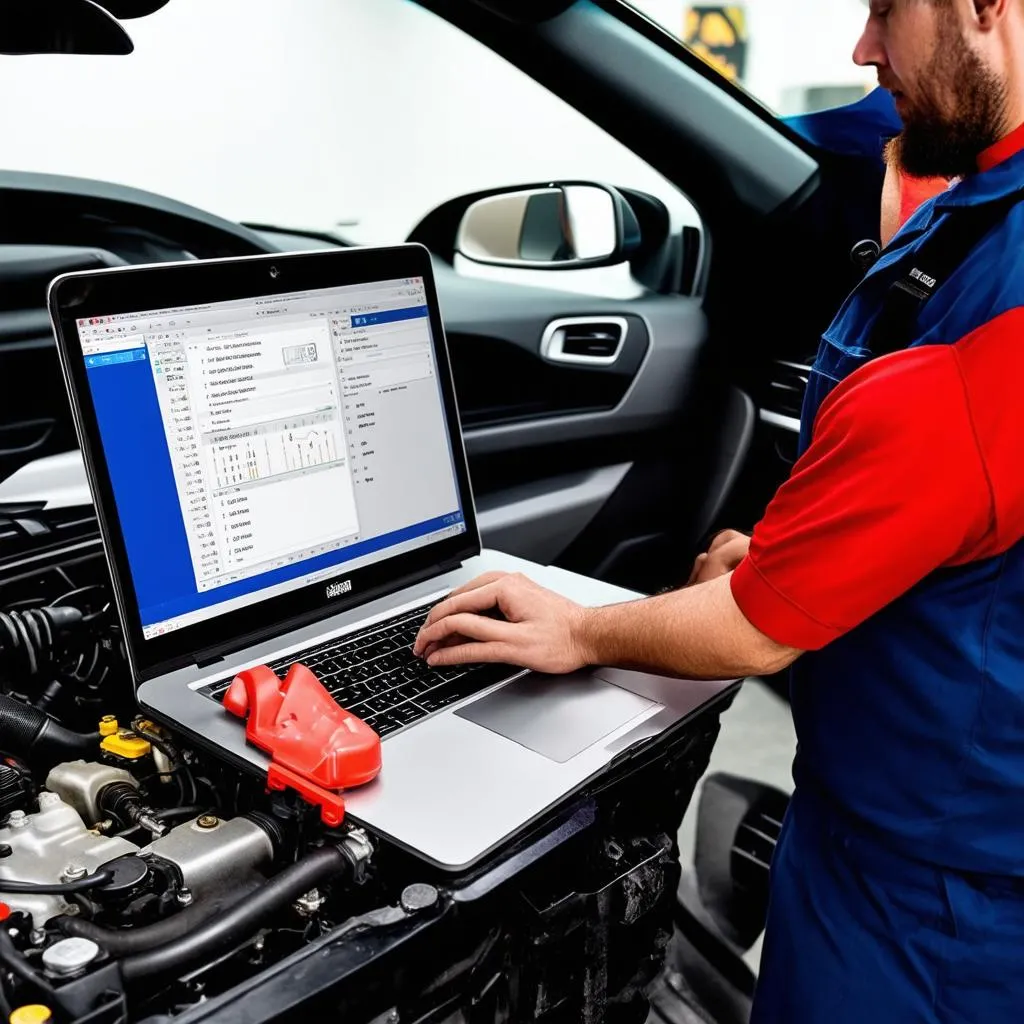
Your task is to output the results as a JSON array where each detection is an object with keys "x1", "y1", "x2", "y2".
[{"x1": 750, "y1": 147, "x2": 1024, "y2": 1022}]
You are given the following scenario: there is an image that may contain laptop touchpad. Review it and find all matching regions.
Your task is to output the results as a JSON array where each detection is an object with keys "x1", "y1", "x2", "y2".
[{"x1": 454, "y1": 672, "x2": 655, "y2": 763}]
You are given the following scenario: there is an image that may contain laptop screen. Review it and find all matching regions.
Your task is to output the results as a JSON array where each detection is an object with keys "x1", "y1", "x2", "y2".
[{"x1": 75, "y1": 275, "x2": 468, "y2": 641}]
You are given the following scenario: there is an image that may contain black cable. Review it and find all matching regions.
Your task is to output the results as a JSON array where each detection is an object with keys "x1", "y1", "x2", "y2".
[
  {"x1": 131, "y1": 718, "x2": 199, "y2": 805},
  {"x1": 131, "y1": 717, "x2": 180, "y2": 767},
  {"x1": 120, "y1": 845, "x2": 351, "y2": 983},
  {"x1": 0, "y1": 930, "x2": 56, "y2": 1001},
  {"x1": 153, "y1": 805, "x2": 207, "y2": 824},
  {"x1": 0, "y1": 976, "x2": 11, "y2": 1021},
  {"x1": 0, "y1": 868, "x2": 113, "y2": 895}
]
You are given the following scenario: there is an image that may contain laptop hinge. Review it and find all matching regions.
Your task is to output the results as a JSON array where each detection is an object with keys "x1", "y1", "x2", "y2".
[{"x1": 188, "y1": 558, "x2": 465, "y2": 671}]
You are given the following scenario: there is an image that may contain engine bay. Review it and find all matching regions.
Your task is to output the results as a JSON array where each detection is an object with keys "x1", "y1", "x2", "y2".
[
  {"x1": 0, "y1": 517, "x2": 727, "y2": 1024},
  {"x1": 0, "y1": 535, "x2": 397, "y2": 1021},
  {"x1": 0, "y1": 592, "x2": 380, "y2": 1016}
]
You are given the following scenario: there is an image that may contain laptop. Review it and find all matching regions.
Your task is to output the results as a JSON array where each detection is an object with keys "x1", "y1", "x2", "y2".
[{"x1": 47, "y1": 243, "x2": 734, "y2": 870}]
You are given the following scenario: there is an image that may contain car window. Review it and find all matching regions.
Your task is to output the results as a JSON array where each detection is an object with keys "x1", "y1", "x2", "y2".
[
  {"x1": 627, "y1": 0, "x2": 876, "y2": 116},
  {"x1": 0, "y1": 0, "x2": 696, "y2": 258}
]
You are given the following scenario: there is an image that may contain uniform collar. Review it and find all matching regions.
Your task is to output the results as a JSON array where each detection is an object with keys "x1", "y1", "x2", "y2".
[
  {"x1": 934, "y1": 121, "x2": 1024, "y2": 210},
  {"x1": 977, "y1": 120, "x2": 1024, "y2": 172}
]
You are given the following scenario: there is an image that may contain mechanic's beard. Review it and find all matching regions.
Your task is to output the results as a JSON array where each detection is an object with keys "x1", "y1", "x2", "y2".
[{"x1": 889, "y1": 19, "x2": 1008, "y2": 179}]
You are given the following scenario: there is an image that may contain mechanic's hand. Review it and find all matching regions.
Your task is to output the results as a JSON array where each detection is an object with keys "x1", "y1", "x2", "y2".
[
  {"x1": 413, "y1": 571, "x2": 590, "y2": 674},
  {"x1": 687, "y1": 529, "x2": 751, "y2": 586}
]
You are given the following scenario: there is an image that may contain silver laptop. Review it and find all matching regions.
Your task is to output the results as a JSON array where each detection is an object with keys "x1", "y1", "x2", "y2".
[{"x1": 47, "y1": 244, "x2": 733, "y2": 870}]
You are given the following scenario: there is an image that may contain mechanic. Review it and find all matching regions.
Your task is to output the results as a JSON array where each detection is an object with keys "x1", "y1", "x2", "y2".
[{"x1": 415, "y1": 0, "x2": 1024, "y2": 1020}]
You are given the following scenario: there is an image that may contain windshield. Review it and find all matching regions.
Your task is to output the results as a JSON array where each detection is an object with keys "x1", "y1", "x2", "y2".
[
  {"x1": 628, "y1": 0, "x2": 877, "y2": 116},
  {"x1": 0, "y1": 0, "x2": 694, "y2": 247}
]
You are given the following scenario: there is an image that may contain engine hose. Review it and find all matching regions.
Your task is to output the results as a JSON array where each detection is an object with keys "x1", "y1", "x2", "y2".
[
  {"x1": 58, "y1": 890, "x2": 245, "y2": 955},
  {"x1": 0, "y1": 606, "x2": 83, "y2": 682},
  {"x1": 0, "y1": 693, "x2": 97, "y2": 766},
  {"x1": 119, "y1": 844, "x2": 354, "y2": 983},
  {"x1": 0, "y1": 868, "x2": 114, "y2": 895}
]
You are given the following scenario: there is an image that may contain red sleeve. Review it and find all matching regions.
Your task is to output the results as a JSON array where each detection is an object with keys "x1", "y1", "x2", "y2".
[{"x1": 731, "y1": 342, "x2": 994, "y2": 651}]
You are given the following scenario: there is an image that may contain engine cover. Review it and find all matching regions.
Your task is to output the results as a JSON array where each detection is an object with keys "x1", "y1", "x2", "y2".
[{"x1": 0, "y1": 792, "x2": 137, "y2": 924}]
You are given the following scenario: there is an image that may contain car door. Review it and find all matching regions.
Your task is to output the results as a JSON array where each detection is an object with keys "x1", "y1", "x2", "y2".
[{"x1": 447, "y1": 4, "x2": 913, "y2": 571}]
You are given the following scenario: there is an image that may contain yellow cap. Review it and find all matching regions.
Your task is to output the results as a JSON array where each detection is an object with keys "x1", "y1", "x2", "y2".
[
  {"x1": 10, "y1": 1006, "x2": 53, "y2": 1024},
  {"x1": 100, "y1": 731, "x2": 152, "y2": 760},
  {"x1": 98, "y1": 716, "x2": 118, "y2": 737}
]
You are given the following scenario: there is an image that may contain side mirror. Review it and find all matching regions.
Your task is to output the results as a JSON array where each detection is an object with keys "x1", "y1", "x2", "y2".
[
  {"x1": 455, "y1": 183, "x2": 641, "y2": 270},
  {"x1": 0, "y1": 0, "x2": 136, "y2": 55}
]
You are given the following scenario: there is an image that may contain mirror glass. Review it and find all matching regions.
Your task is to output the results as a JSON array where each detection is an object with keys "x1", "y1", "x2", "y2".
[{"x1": 457, "y1": 185, "x2": 617, "y2": 268}]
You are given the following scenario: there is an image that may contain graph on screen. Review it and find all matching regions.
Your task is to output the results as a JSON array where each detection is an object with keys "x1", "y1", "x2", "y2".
[{"x1": 208, "y1": 414, "x2": 343, "y2": 489}]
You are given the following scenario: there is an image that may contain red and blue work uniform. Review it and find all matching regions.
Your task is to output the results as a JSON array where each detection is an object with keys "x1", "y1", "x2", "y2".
[{"x1": 733, "y1": 122, "x2": 1024, "y2": 1023}]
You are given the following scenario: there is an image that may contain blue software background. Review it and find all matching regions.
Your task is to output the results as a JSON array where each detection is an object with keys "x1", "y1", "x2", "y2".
[{"x1": 87, "y1": 340, "x2": 463, "y2": 629}]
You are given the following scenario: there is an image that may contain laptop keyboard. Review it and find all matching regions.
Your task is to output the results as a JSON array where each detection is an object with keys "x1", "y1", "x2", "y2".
[{"x1": 199, "y1": 601, "x2": 520, "y2": 738}]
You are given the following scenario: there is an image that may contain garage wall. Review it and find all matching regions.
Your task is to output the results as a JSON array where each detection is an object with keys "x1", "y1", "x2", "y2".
[{"x1": 630, "y1": 0, "x2": 876, "y2": 114}]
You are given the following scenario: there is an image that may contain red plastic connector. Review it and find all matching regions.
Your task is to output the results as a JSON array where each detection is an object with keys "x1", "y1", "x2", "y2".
[{"x1": 223, "y1": 663, "x2": 382, "y2": 826}]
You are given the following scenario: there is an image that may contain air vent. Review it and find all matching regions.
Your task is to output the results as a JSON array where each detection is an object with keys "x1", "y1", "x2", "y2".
[{"x1": 540, "y1": 317, "x2": 628, "y2": 366}]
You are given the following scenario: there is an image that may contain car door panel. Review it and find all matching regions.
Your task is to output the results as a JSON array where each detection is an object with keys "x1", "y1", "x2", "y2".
[
  {"x1": 434, "y1": 265, "x2": 707, "y2": 449},
  {"x1": 432, "y1": 262, "x2": 714, "y2": 584},
  {"x1": 476, "y1": 463, "x2": 632, "y2": 564}
]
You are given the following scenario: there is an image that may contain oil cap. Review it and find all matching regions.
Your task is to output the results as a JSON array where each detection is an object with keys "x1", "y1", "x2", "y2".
[
  {"x1": 41, "y1": 937, "x2": 99, "y2": 976},
  {"x1": 9, "y1": 1007, "x2": 53, "y2": 1024}
]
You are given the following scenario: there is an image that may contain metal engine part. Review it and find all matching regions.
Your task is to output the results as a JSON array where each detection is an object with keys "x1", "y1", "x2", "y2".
[
  {"x1": 143, "y1": 815, "x2": 273, "y2": 901},
  {"x1": 0, "y1": 792, "x2": 137, "y2": 924},
  {"x1": 45, "y1": 760, "x2": 138, "y2": 827}
]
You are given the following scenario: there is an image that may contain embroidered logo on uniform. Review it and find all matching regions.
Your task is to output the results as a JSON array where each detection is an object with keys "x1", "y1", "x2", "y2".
[{"x1": 909, "y1": 268, "x2": 937, "y2": 289}]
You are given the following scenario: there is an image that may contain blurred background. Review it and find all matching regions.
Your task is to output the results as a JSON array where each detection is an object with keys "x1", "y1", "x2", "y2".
[{"x1": 0, "y1": 0, "x2": 875, "y2": 247}]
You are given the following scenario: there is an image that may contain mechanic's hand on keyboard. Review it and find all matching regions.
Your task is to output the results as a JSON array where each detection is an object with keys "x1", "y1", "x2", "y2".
[{"x1": 413, "y1": 571, "x2": 591, "y2": 675}]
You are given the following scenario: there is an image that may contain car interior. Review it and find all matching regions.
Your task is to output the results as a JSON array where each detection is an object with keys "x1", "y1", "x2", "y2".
[{"x1": 0, "y1": 0, "x2": 886, "y2": 599}]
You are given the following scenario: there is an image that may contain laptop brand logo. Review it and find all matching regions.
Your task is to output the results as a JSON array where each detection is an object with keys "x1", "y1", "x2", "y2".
[{"x1": 326, "y1": 579, "x2": 353, "y2": 599}]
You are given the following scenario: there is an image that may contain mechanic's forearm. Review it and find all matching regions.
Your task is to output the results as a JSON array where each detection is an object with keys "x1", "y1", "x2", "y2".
[{"x1": 576, "y1": 574, "x2": 800, "y2": 680}]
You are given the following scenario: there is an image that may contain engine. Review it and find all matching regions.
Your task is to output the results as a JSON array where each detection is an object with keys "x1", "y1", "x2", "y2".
[
  {"x1": 0, "y1": 546, "x2": 381, "y2": 1022},
  {"x1": 0, "y1": 713, "x2": 375, "y2": 1021},
  {"x1": 0, "y1": 770, "x2": 277, "y2": 928}
]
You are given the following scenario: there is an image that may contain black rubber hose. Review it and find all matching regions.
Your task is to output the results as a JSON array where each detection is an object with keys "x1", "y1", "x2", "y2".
[
  {"x1": 59, "y1": 891, "x2": 242, "y2": 955},
  {"x1": 0, "y1": 869, "x2": 113, "y2": 895},
  {"x1": 0, "y1": 693, "x2": 97, "y2": 766},
  {"x1": 153, "y1": 805, "x2": 207, "y2": 823},
  {"x1": 120, "y1": 845, "x2": 350, "y2": 983}
]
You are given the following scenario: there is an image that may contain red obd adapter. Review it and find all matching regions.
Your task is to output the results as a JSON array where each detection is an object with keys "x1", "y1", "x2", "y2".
[{"x1": 223, "y1": 663, "x2": 382, "y2": 826}]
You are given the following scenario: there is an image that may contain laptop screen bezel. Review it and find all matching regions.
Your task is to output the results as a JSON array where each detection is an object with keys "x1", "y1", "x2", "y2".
[{"x1": 48, "y1": 244, "x2": 481, "y2": 682}]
